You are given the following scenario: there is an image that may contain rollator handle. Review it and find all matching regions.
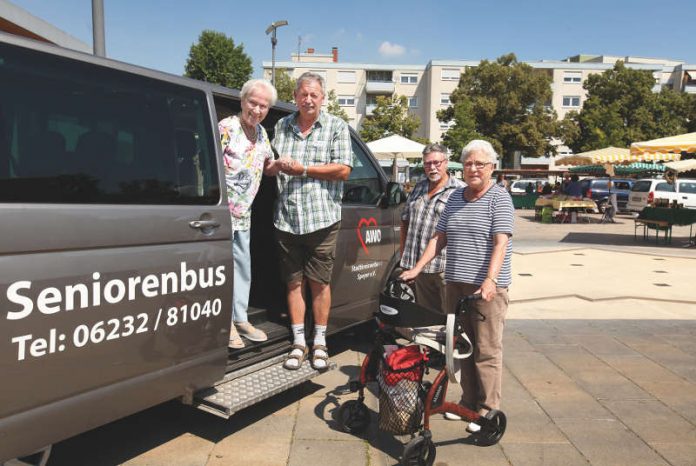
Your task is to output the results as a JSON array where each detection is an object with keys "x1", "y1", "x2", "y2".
[{"x1": 455, "y1": 293, "x2": 482, "y2": 314}]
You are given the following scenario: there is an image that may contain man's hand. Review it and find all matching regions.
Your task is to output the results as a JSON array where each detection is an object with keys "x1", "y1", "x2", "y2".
[
  {"x1": 263, "y1": 158, "x2": 281, "y2": 176},
  {"x1": 399, "y1": 268, "x2": 419, "y2": 283},
  {"x1": 277, "y1": 156, "x2": 304, "y2": 176},
  {"x1": 475, "y1": 279, "x2": 497, "y2": 302}
]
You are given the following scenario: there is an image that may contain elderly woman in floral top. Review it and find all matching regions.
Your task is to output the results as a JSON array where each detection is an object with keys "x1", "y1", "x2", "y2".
[{"x1": 218, "y1": 79, "x2": 279, "y2": 348}]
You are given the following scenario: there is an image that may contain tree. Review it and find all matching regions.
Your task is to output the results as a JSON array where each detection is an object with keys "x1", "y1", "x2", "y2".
[
  {"x1": 437, "y1": 53, "x2": 561, "y2": 165},
  {"x1": 359, "y1": 95, "x2": 420, "y2": 142},
  {"x1": 561, "y1": 61, "x2": 696, "y2": 152},
  {"x1": 184, "y1": 30, "x2": 252, "y2": 89},
  {"x1": 274, "y1": 68, "x2": 295, "y2": 103},
  {"x1": 326, "y1": 90, "x2": 350, "y2": 122}
]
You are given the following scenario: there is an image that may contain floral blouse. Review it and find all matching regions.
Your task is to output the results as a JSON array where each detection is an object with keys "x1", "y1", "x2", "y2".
[{"x1": 219, "y1": 115, "x2": 272, "y2": 231}]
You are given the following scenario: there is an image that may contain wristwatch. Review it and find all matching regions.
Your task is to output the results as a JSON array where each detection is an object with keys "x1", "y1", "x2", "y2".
[
  {"x1": 302, "y1": 165, "x2": 308, "y2": 177},
  {"x1": 487, "y1": 276, "x2": 498, "y2": 286}
]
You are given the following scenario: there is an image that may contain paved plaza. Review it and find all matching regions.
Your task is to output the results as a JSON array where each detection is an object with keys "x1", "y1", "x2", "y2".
[{"x1": 49, "y1": 211, "x2": 696, "y2": 466}]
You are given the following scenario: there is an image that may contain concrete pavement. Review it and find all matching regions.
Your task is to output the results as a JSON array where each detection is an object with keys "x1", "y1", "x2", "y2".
[{"x1": 49, "y1": 211, "x2": 696, "y2": 465}]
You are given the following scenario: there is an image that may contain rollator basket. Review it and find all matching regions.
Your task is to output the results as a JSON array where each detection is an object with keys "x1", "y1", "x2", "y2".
[{"x1": 377, "y1": 345, "x2": 427, "y2": 435}]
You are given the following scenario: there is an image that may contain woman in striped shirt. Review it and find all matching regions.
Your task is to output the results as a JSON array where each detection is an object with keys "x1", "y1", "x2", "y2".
[{"x1": 400, "y1": 139, "x2": 513, "y2": 432}]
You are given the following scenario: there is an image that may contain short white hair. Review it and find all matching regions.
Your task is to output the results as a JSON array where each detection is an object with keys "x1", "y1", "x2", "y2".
[
  {"x1": 460, "y1": 139, "x2": 498, "y2": 164},
  {"x1": 240, "y1": 79, "x2": 277, "y2": 106}
]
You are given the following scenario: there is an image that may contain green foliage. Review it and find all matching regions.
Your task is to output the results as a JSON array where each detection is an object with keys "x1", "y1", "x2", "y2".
[
  {"x1": 359, "y1": 95, "x2": 421, "y2": 142},
  {"x1": 326, "y1": 90, "x2": 350, "y2": 122},
  {"x1": 274, "y1": 68, "x2": 295, "y2": 103},
  {"x1": 184, "y1": 30, "x2": 252, "y2": 89},
  {"x1": 437, "y1": 53, "x2": 561, "y2": 165},
  {"x1": 562, "y1": 61, "x2": 696, "y2": 152}
]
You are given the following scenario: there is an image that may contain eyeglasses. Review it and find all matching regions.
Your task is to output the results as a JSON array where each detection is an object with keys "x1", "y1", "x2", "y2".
[
  {"x1": 463, "y1": 161, "x2": 492, "y2": 170},
  {"x1": 423, "y1": 159, "x2": 446, "y2": 167}
]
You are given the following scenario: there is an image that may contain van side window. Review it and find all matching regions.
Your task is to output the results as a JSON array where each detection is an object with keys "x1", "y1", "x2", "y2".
[
  {"x1": 680, "y1": 182, "x2": 696, "y2": 194},
  {"x1": 343, "y1": 139, "x2": 381, "y2": 205},
  {"x1": 0, "y1": 44, "x2": 218, "y2": 204}
]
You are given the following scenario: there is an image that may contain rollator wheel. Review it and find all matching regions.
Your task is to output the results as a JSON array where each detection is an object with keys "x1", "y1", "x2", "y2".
[
  {"x1": 475, "y1": 409, "x2": 507, "y2": 446},
  {"x1": 337, "y1": 400, "x2": 370, "y2": 434},
  {"x1": 402, "y1": 434, "x2": 436, "y2": 466}
]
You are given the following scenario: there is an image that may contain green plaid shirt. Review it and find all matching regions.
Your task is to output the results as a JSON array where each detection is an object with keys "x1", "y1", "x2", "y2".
[{"x1": 272, "y1": 111, "x2": 353, "y2": 234}]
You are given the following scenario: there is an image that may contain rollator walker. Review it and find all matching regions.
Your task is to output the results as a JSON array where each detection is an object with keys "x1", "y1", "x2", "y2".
[{"x1": 337, "y1": 280, "x2": 507, "y2": 466}]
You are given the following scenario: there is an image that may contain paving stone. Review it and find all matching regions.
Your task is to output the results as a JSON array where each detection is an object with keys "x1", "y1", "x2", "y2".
[
  {"x1": 501, "y1": 442, "x2": 588, "y2": 466},
  {"x1": 649, "y1": 443, "x2": 696, "y2": 466},
  {"x1": 563, "y1": 334, "x2": 638, "y2": 356},
  {"x1": 638, "y1": 380, "x2": 696, "y2": 425},
  {"x1": 543, "y1": 344, "x2": 651, "y2": 401},
  {"x1": 288, "y1": 438, "x2": 368, "y2": 466},
  {"x1": 121, "y1": 434, "x2": 213, "y2": 466},
  {"x1": 555, "y1": 418, "x2": 670, "y2": 466},
  {"x1": 602, "y1": 399, "x2": 696, "y2": 444}
]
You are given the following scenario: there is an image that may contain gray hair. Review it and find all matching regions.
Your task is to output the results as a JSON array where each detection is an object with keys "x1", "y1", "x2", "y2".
[
  {"x1": 460, "y1": 139, "x2": 498, "y2": 164},
  {"x1": 240, "y1": 79, "x2": 278, "y2": 106},
  {"x1": 422, "y1": 143, "x2": 448, "y2": 158},
  {"x1": 295, "y1": 71, "x2": 326, "y2": 95}
]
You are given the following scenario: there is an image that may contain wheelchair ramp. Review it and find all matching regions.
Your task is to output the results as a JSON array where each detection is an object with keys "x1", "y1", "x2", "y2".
[{"x1": 194, "y1": 354, "x2": 335, "y2": 419}]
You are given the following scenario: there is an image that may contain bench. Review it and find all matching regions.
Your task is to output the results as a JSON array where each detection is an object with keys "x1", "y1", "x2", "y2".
[{"x1": 634, "y1": 218, "x2": 672, "y2": 244}]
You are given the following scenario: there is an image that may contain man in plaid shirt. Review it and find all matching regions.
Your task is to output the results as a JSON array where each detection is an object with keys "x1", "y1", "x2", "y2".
[
  {"x1": 271, "y1": 72, "x2": 352, "y2": 371},
  {"x1": 400, "y1": 143, "x2": 463, "y2": 312}
]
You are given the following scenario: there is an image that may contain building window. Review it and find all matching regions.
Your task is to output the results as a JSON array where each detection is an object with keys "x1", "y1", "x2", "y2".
[
  {"x1": 439, "y1": 120, "x2": 455, "y2": 130},
  {"x1": 366, "y1": 70, "x2": 392, "y2": 82},
  {"x1": 400, "y1": 73, "x2": 418, "y2": 84},
  {"x1": 563, "y1": 71, "x2": 582, "y2": 83},
  {"x1": 408, "y1": 96, "x2": 418, "y2": 108},
  {"x1": 337, "y1": 71, "x2": 356, "y2": 84},
  {"x1": 338, "y1": 95, "x2": 355, "y2": 106},
  {"x1": 562, "y1": 96, "x2": 581, "y2": 107},
  {"x1": 440, "y1": 93, "x2": 451, "y2": 105},
  {"x1": 441, "y1": 68, "x2": 460, "y2": 81}
]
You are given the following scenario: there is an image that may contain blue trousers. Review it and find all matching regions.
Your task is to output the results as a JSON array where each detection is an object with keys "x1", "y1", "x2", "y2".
[{"x1": 232, "y1": 229, "x2": 251, "y2": 324}]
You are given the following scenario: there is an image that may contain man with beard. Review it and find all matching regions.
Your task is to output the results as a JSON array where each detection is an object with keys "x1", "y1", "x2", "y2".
[{"x1": 400, "y1": 143, "x2": 464, "y2": 312}]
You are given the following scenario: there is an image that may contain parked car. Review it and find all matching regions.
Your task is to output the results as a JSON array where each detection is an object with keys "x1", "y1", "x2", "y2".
[
  {"x1": 579, "y1": 178, "x2": 634, "y2": 213},
  {"x1": 510, "y1": 179, "x2": 546, "y2": 194},
  {"x1": 627, "y1": 178, "x2": 696, "y2": 212}
]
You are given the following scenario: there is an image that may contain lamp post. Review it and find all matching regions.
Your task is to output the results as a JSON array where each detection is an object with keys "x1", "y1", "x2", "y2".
[{"x1": 265, "y1": 20, "x2": 288, "y2": 87}]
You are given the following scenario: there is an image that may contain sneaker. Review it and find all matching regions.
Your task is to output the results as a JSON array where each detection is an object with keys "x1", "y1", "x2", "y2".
[
  {"x1": 444, "y1": 412, "x2": 462, "y2": 421},
  {"x1": 236, "y1": 321, "x2": 268, "y2": 342},
  {"x1": 228, "y1": 325, "x2": 244, "y2": 349}
]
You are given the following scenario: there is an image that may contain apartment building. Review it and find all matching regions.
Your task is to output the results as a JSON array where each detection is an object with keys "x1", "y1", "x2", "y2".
[{"x1": 263, "y1": 49, "x2": 695, "y2": 157}]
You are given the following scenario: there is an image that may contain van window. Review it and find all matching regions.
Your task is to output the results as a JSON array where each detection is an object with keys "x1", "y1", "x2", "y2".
[
  {"x1": 631, "y1": 180, "x2": 652, "y2": 192},
  {"x1": 613, "y1": 181, "x2": 631, "y2": 190},
  {"x1": 679, "y1": 181, "x2": 696, "y2": 194},
  {"x1": 343, "y1": 140, "x2": 381, "y2": 205},
  {"x1": 0, "y1": 43, "x2": 218, "y2": 204},
  {"x1": 593, "y1": 180, "x2": 608, "y2": 190},
  {"x1": 655, "y1": 182, "x2": 675, "y2": 193}
]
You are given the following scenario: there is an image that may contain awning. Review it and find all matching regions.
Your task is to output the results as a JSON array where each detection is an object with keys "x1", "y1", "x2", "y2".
[
  {"x1": 664, "y1": 159, "x2": 696, "y2": 173},
  {"x1": 557, "y1": 146, "x2": 681, "y2": 165},
  {"x1": 630, "y1": 132, "x2": 696, "y2": 155},
  {"x1": 569, "y1": 162, "x2": 666, "y2": 175}
]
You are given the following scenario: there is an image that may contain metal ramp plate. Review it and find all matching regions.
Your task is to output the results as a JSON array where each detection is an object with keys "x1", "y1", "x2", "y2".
[{"x1": 194, "y1": 354, "x2": 335, "y2": 418}]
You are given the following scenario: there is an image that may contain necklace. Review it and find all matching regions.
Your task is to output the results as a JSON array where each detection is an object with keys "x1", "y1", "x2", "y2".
[{"x1": 240, "y1": 118, "x2": 257, "y2": 142}]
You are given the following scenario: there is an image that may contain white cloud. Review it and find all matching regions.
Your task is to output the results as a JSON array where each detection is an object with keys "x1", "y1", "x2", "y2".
[{"x1": 378, "y1": 41, "x2": 406, "y2": 58}]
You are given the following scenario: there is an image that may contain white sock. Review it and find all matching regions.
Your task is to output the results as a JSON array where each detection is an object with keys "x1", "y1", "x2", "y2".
[
  {"x1": 313, "y1": 325, "x2": 327, "y2": 347},
  {"x1": 291, "y1": 323, "x2": 305, "y2": 347}
]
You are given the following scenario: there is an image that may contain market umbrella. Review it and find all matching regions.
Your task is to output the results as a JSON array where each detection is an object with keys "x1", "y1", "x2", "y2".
[
  {"x1": 555, "y1": 147, "x2": 631, "y2": 166},
  {"x1": 663, "y1": 159, "x2": 696, "y2": 173},
  {"x1": 569, "y1": 162, "x2": 666, "y2": 176},
  {"x1": 630, "y1": 132, "x2": 696, "y2": 156},
  {"x1": 366, "y1": 134, "x2": 425, "y2": 180}
]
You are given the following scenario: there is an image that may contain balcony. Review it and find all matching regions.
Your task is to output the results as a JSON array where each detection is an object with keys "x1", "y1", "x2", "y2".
[
  {"x1": 365, "y1": 103, "x2": 377, "y2": 115},
  {"x1": 684, "y1": 83, "x2": 696, "y2": 94},
  {"x1": 365, "y1": 80, "x2": 395, "y2": 94}
]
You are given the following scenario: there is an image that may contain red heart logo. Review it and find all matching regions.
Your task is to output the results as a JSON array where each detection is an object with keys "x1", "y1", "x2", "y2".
[{"x1": 357, "y1": 217, "x2": 378, "y2": 255}]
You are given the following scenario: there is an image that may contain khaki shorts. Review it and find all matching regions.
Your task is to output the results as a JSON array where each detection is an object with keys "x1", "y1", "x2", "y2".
[{"x1": 275, "y1": 222, "x2": 340, "y2": 285}]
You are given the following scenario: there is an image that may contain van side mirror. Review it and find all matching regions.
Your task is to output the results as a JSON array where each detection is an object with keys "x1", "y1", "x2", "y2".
[{"x1": 380, "y1": 181, "x2": 405, "y2": 207}]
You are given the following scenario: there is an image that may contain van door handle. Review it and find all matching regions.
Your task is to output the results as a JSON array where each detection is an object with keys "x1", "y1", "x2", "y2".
[{"x1": 189, "y1": 220, "x2": 221, "y2": 230}]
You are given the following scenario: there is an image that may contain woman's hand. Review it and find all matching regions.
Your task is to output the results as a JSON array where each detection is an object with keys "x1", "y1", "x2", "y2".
[{"x1": 476, "y1": 278, "x2": 497, "y2": 302}]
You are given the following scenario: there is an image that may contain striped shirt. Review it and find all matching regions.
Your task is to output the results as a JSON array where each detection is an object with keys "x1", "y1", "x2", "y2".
[
  {"x1": 436, "y1": 184, "x2": 514, "y2": 287},
  {"x1": 272, "y1": 111, "x2": 353, "y2": 235},
  {"x1": 400, "y1": 175, "x2": 464, "y2": 273}
]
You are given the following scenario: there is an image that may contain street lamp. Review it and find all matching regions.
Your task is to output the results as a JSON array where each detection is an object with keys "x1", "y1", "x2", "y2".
[{"x1": 265, "y1": 20, "x2": 289, "y2": 87}]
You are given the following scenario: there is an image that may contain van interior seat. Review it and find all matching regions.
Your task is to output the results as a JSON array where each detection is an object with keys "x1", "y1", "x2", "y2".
[
  {"x1": 175, "y1": 129, "x2": 199, "y2": 196},
  {"x1": 74, "y1": 131, "x2": 118, "y2": 184},
  {"x1": 20, "y1": 130, "x2": 67, "y2": 177}
]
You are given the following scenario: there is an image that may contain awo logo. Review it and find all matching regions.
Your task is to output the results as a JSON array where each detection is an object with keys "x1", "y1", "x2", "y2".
[{"x1": 356, "y1": 217, "x2": 381, "y2": 254}]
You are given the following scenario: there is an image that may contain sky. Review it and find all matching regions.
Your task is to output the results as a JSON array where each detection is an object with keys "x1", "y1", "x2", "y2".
[{"x1": 9, "y1": 0, "x2": 696, "y2": 77}]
